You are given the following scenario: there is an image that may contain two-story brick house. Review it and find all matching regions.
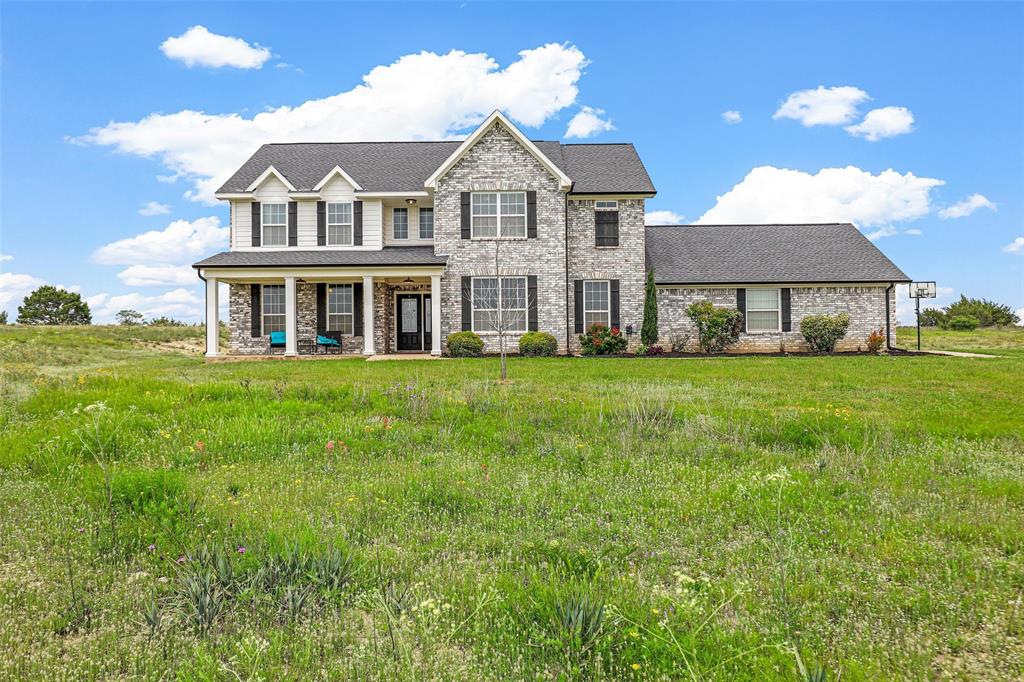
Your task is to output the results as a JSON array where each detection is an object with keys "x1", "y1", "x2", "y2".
[{"x1": 193, "y1": 111, "x2": 908, "y2": 357}]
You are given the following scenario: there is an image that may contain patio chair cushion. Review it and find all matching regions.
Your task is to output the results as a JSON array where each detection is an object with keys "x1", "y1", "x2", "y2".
[
  {"x1": 317, "y1": 335, "x2": 341, "y2": 346},
  {"x1": 269, "y1": 331, "x2": 286, "y2": 347}
]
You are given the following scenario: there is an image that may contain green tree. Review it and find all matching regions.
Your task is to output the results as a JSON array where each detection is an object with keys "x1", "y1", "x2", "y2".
[
  {"x1": 943, "y1": 295, "x2": 1019, "y2": 327},
  {"x1": 115, "y1": 309, "x2": 144, "y2": 326},
  {"x1": 0, "y1": 310, "x2": 7, "y2": 325},
  {"x1": 147, "y1": 316, "x2": 186, "y2": 327},
  {"x1": 17, "y1": 286, "x2": 91, "y2": 325},
  {"x1": 640, "y1": 269, "x2": 659, "y2": 346}
]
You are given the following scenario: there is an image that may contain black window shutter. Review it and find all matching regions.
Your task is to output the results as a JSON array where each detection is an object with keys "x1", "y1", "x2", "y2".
[
  {"x1": 316, "y1": 201, "x2": 326, "y2": 246},
  {"x1": 316, "y1": 284, "x2": 326, "y2": 334},
  {"x1": 250, "y1": 284, "x2": 261, "y2": 337},
  {"x1": 610, "y1": 280, "x2": 620, "y2": 330},
  {"x1": 353, "y1": 201, "x2": 363, "y2": 246},
  {"x1": 527, "y1": 191, "x2": 537, "y2": 238},
  {"x1": 574, "y1": 280, "x2": 584, "y2": 333},
  {"x1": 781, "y1": 288, "x2": 792, "y2": 332},
  {"x1": 353, "y1": 283, "x2": 364, "y2": 337},
  {"x1": 736, "y1": 288, "x2": 746, "y2": 333},
  {"x1": 527, "y1": 275, "x2": 538, "y2": 331},
  {"x1": 287, "y1": 201, "x2": 298, "y2": 247},
  {"x1": 251, "y1": 203, "x2": 261, "y2": 247},
  {"x1": 595, "y1": 211, "x2": 619, "y2": 247},
  {"x1": 460, "y1": 192, "x2": 471, "y2": 239},
  {"x1": 461, "y1": 276, "x2": 472, "y2": 331}
]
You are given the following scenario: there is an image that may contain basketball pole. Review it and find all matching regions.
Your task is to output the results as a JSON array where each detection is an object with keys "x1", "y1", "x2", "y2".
[{"x1": 916, "y1": 295, "x2": 921, "y2": 351}]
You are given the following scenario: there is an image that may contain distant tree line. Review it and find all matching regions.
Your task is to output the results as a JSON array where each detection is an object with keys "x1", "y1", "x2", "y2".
[{"x1": 920, "y1": 295, "x2": 1019, "y2": 329}]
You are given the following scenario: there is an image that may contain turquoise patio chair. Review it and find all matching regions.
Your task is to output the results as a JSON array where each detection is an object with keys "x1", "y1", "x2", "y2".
[
  {"x1": 317, "y1": 335, "x2": 341, "y2": 353},
  {"x1": 269, "y1": 331, "x2": 286, "y2": 350}
]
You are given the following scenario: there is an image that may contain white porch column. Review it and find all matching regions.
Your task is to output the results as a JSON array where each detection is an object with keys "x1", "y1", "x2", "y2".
[
  {"x1": 284, "y1": 276, "x2": 298, "y2": 356},
  {"x1": 430, "y1": 275, "x2": 442, "y2": 356},
  {"x1": 363, "y1": 275, "x2": 375, "y2": 355},
  {"x1": 204, "y1": 275, "x2": 219, "y2": 358}
]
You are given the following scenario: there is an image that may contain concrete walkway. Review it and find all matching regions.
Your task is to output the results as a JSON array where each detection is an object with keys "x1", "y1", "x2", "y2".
[
  {"x1": 918, "y1": 349, "x2": 1002, "y2": 358},
  {"x1": 365, "y1": 353, "x2": 444, "y2": 362}
]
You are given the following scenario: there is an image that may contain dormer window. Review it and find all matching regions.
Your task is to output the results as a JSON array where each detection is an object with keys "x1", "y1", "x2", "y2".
[
  {"x1": 472, "y1": 192, "x2": 526, "y2": 238},
  {"x1": 327, "y1": 202, "x2": 353, "y2": 246},
  {"x1": 262, "y1": 203, "x2": 287, "y2": 247}
]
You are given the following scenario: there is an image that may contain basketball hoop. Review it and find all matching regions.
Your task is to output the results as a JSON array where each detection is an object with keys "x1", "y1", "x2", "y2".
[{"x1": 908, "y1": 281, "x2": 937, "y2": 350}]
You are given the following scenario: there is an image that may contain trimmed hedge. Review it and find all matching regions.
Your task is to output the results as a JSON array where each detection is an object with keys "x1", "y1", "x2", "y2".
[
  {"x1": 518, "y1": 331, "x2": 557, "y2": 357},
  {"x1": 800, "y1": 313, "x2": 851, "y2": 352},
  {"x1": 447, "y1": 331, "x2": 484, "y2": 357}
]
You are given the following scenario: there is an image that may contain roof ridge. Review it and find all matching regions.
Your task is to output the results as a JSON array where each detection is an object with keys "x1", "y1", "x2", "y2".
[{"x1": 647, "y1": 223, "x2": 854, "y2": 228}]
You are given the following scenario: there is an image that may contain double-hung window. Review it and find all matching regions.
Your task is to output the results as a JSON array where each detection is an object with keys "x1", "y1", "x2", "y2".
[
  {"x1": 745, "y1": 288, "x2": 781, "y2": 332},
  {"x1": 471, "y1": 276, "x2": 527, "y2": 333},
  {"x1": 262, "y1": 284, "x2": 286, "y2": 334},
  {"x1": 594, "y1": 200, "x2": 619, "y2": 247},
  {"x1": 392, "y1": 208, "x2": 409, "y2": 240},
  {"x1": 327, "y1": 284, "x2": 354, "y2": 335},
  {"x1": 583, "y1": 280, "x2": 610, "y2": 329},
  {"x1": 262, "y1": 203, "x2": 287, "y2": 246},
  {"x1": 327, "y1": 203, "x2": 353, "y2": 245},
  {"x1": 471, "y1": 192, "x2": 526, "y2": 238},
  {"x1": 418, "y1": 208, "x2": 434, "y2": 239}
]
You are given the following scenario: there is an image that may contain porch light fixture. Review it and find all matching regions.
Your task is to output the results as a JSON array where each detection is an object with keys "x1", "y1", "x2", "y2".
[
  {"x1": 402, "y1": 277, "x2": 414, "y2": 284},
  {"x1": 405, "y1": 198, "x2": 417, "y2": 206}
]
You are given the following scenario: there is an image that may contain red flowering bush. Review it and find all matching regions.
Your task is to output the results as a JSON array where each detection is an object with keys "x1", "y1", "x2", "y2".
[{"x1": 579, "y1": 323, "x2": 628, "y2": 356}]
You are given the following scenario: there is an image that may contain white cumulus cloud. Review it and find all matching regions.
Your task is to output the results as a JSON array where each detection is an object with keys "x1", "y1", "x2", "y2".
[
  {"x1": 93, "y1": 217, "x2": 227, "y2": 265},
  {"x1": 74, "y1": 44, "x2": 589, "y2": 203},
  {"x1": 88, "y1": 288, "x2": 204, "y2": 323},
  {"x1": 645, "y1": 210, "x2": 685, "y2": 225},
  {"x1": 696, "y1": 166, "x2": 944, "y2": 231},
  {"x1": 0, "y1": 272, "x2": 46, "y2": 311},
  {"x1": 1002, "y1": 237, "x2": 1024, "y2": 254},
  {"x1": 773, "y1": 86, "x2": 870, "y2": 126},
  {"x1": 845, "y1": 106, "x2": 915, "y2": 141},
  {"x1": 160, "y1": 26, "x2": 272, "y2": 69},
  {"x1": 117, "y1": 264, "x2": 198, "y2": 287},
  {"x1": 564, "y1": 106, "x2": 615, "y2": 138},
  {"x1": 721, "y1": 110, "x2": 742, "y2": 124},
  {"x1": 938, "y1": 193, "x2": 997, "y2": 219},
  {"x1": 138, "y1": 201, "x2": 171, "y2": 216},
  {"x1": 0, "y1": 252, "x2": 13, "y2": 262}
]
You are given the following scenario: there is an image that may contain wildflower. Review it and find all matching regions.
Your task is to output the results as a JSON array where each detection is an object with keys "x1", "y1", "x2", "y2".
[
  {"x1": 651, "y1": 608, "x2": 659, "y2": 615},
  {"x1": 629, "y1": 630, "x2": 640, "y2": 639},
  {"x1": 326, "y1": 440, "x2": 335, "y2": 451},
  {"x1": 195, "y1": 440, "x2": 205, "y2": 453},
  {"x1": 148, "y1": 544, "x2": 156, "y2": 552},
  {"x1": 237, "y1": 546, "x2": 246, "y2": 555},
  {"x1": 157, "y1": 576, "x2": 169, "y2": 584},
  {"x1": 176, "y1": 555, "x2": 186, "y2": 564},
  {"x1": 75, "y1": 527, "x2": 85, "y2": 533},
  {"x1": 631, "y1": 663, "x2": 641, "y2": 670}
]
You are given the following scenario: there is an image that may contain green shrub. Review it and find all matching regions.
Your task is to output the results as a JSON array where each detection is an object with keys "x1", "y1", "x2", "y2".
[
  {"x1": 518, "y1": 331, "x2": 558, "y2": 357},
  {"x1": 800, "y1": 313, "x2": 851, "y2": 352},
  {"x1": 447, "y1": 331, "x2": 484, "y2": 357},
  {"x1": 943, "y1": 295, "x2": 1019, "y2": 327},
  {"x1": 641, "y1": 269, "x2": 659, "y2": 346},
  {"x1": 919, "y1": 307, "x2": 945, "y2": 327},
  {"x1": 579, "y1": 324, "x2": 627, "y2": 355},
  {"x1": 685, "y1": 301, "x2": 742, "y2": 354},
  {"x1": 947, "y1": 315, "x2": 979, "y2": 331}
]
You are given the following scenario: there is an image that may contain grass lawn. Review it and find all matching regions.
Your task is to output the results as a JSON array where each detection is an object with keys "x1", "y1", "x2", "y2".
[{"x1": 1, "y1": 325, "x2": 1022, "y2": 680}]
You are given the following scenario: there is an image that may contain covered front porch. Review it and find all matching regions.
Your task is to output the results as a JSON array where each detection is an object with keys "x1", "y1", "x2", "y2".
[{"x1": 199, "y1": 264, "x2": 445, "y2": 358}]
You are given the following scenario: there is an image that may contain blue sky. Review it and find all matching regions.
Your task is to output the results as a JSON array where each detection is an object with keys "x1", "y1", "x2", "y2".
[{"x1": 2, "y1": 1, "x2": 1022, "y2": 323}]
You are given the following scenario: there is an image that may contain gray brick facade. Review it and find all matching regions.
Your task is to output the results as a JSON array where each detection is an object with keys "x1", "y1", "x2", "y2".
[
  {"x1": 655, "y1": 285, "x2": 897, "y2": 352},
  {"x1": 433, "y1": 122, "x2": 571, "y2": 353}
]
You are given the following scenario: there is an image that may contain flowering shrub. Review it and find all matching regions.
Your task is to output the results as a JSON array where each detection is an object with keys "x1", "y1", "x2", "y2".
[
  {"x1": 685, "y1": 301, "x2": 742, "y2": 354},
  {"x1": 447, "y1": 331, "x2": 484, "y2": 357},
  {"x1": 866, "y1": 327, "x2": 886, "y2": 354},
  {"x1": 579, "y1": 324, "x2": 627, "y2": 355},
  {"x1": 518, "y1": 331, "x2": 558, "y2": 357},
  {"x1": 645, "y1": 345, "x2": 666, "y2": 356},
  {"x1": 800, "y1": 313, "x2": 851, "y2": 352}
]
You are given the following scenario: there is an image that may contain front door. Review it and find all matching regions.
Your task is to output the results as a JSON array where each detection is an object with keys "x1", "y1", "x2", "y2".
[{"x1": 396, "y1": 294, "x2": 422, "y2": 351}]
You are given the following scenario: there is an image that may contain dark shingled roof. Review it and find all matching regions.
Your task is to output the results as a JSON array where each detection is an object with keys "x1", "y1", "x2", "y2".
[
  {"x1": 645, "y1": 224, "x2": 910, "y2": 284},
  {"x1": 217, "y1": 141, "x2": 654, "y2": 194},
  {"x1": 193, "y1": 247, "x2": 447, "y2": 269}
]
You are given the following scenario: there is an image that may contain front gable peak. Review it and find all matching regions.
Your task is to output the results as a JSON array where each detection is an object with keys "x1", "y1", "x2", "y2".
[
  {"x1": 423, "y1": 111, "x2": 572, "y2": 191},
  {"x1": 313, "y1": 165, "x2": 363, "y2": 192},
  {"x1": 245, "y1": 165, "x2": 297, "y2": 192}
]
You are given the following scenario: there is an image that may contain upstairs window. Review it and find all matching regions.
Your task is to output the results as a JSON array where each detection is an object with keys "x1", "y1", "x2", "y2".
[
  {"x1": 327, "y1": 202, "x2": 353, "y2": 246},
  {"x1": 595, "y1": 200, "x2": 619, "y2": 247},
  {"x1": 471, "y1": 276, "x2": 527, "y2": 333},
  {"x1": 392, "y1": 207, "x2": 409, "y2": 240},
  {"x1": 583, "y1": 280, "x2": 610, "y2": 328},
  {"x1": 262, "y1": 203, "x2": 287, "y2": 247},
  {"x1": 472, "y1": 192, "x2": 526, "y2": 238},
  {"x1": 327, "y1": 284, "x2": 354, "y2": 334},
  {"x1": 746, "y1": 288, "x2": 780, "y2": 332},
  {"x1": 262, "y1": 284, "x2": 286, "y2": 334},
  {"x1": 419, "y1": 208, "x2": 434, "y2": 239}
]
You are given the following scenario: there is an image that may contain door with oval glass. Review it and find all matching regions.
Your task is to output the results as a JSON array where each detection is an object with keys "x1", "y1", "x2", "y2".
[{"x1": 396, "y1": 294, "x2": 431, "y2": 351}]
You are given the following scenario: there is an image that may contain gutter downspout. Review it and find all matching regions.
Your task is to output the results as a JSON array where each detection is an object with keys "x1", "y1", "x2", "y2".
[
  {"x1": 564, "y1": 194, "x2": 571, "y2": 356},
  {"x1": 885, "y1": 282, "x2": 895, "y2": 351}
]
